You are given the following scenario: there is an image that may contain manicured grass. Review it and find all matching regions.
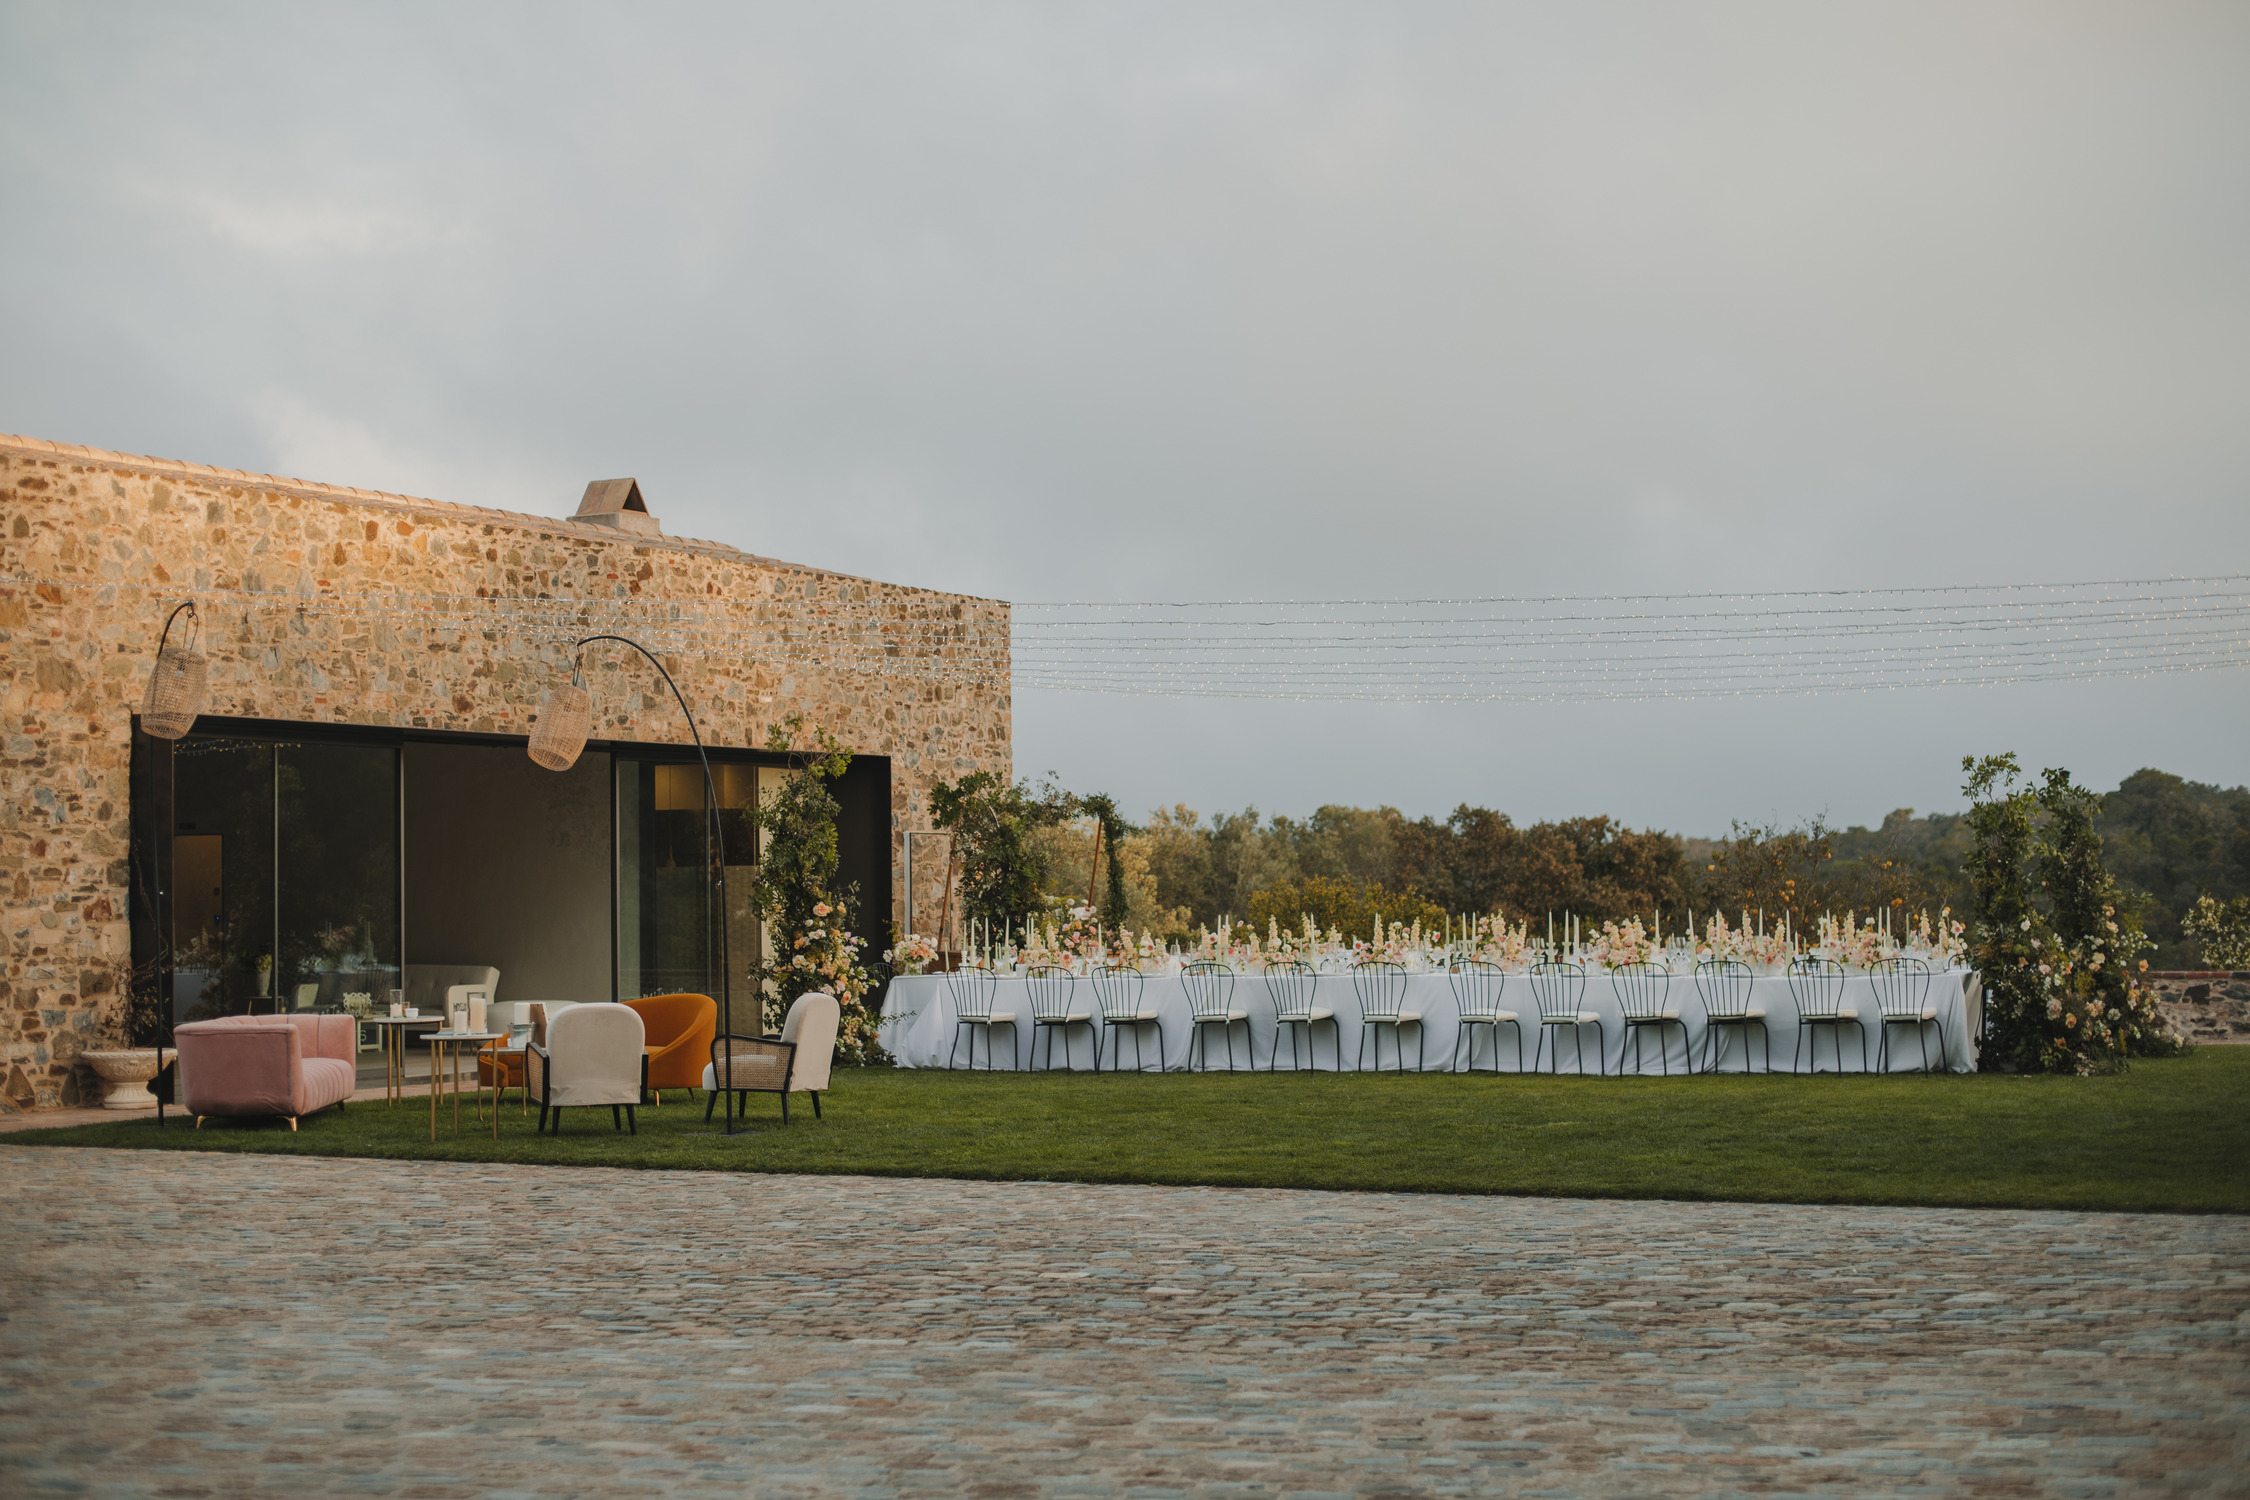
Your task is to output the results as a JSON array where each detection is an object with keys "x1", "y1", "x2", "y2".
[{"x1": 11, "y1": 1050, "x2": 2248, "y2": 1213}]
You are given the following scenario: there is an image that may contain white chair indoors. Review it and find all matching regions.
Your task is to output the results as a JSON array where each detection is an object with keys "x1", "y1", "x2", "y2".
[
  {"x1": 702, "y1": 991, "x2": 839, "y2": 1125},
  {"x1": 528, "y1": 1002, "x2": 646, "y2": 1135}
]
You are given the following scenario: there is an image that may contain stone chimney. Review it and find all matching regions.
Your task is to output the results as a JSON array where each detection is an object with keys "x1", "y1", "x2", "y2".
[{"x1": 573, "y1": 478, "x2": 661, "y2": 536}]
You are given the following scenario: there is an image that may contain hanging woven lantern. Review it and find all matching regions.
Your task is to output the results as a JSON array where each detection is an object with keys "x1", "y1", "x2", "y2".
[
  {"x1": 141, "y1": 606, "x2": 207, "y2": 741},
  {"x1": 527, "y1": 668, "x2": 593, "y2": 771}
]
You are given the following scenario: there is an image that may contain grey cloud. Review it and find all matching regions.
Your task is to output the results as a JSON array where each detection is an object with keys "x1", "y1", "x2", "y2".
[{"x1": 4, "y1": 0, "x2": 2244, "y2": 829}]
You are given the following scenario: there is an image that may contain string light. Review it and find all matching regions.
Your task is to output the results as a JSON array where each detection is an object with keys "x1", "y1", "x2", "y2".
[{"x1": 13, "y1": 573, "x2": 2245, "y2": 705}]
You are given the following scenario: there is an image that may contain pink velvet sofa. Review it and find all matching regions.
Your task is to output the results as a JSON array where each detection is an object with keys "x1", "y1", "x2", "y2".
[{"x1": 174, "y1": 1013, "x2": 358, "y2": 1130}]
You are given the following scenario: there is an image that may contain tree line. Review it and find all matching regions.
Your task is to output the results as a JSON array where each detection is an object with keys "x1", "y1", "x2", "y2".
[{"x1": 936, "y1": 766, "x2": 2250, "y2": 967}]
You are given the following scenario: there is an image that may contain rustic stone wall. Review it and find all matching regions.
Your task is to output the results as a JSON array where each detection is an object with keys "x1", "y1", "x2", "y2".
[
  {"x1": 2145, "y1": 971, "x2": 2250, "y2": 1046},
  {"x1": 0, "y1": 435, "x2": 1010, "y2": 1111}
]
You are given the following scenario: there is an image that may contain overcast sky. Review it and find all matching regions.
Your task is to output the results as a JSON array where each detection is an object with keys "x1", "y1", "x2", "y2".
[{"x1": 5, "y1": 2, "x2": 2245, "y2": 833}]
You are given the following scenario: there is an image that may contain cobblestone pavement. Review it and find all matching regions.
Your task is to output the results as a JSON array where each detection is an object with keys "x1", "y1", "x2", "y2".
[{"x1": 2, "y1": 1148, "x2": 2245, "y2": 1498}]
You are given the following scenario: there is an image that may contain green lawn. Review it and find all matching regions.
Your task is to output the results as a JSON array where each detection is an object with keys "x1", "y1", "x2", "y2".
[{"x1": 12, "y1": 1050, "x2": 2248, "y2": 1213}]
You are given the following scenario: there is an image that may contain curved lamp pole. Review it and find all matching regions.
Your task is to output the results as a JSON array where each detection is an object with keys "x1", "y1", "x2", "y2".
[
  {"x1": 528, "y1": 634, "x2": 746, "y2": 1135},
  {"x1": 143, "y1": 600, "x2": 208, "y2": 1128}
]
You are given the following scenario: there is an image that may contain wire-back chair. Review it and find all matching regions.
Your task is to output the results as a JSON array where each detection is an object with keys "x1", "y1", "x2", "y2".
[
  {"x1": 1263, "y1": 959, "x2": 1336, "y2": 1071},
  {"x1": 1693, "y1": 958, "x2": 1768, "y2": 1073},
  {"x1": 1182, "y1": 959, "x2": 1249, "y2": 1071},
  {"x1": 1787, "y1": 957, "x2": 1866, "y2": 1073},
  {"x1": 1025, "y1": 964, "x2": 1096, "y2": 1072},
  {"x1": 945, "y1": 967, "x2": 1016, "y2": 1071},
  {"x1": 1092, "y1": 964, "x2": 1161, "y2": 1072},
  {"x1": 1528, "y1": 960, "x2": 1603, "y2": 1076},
  {"x1": 1870, "y1": 956, "x2": 1942, "y2": 1073},
  {"x1": 1447, "y1": 960, "x2": 1521, "y2": 1072},
  {"x1": 1610, "y1": 962, "x2": 1685, "y2": 1076},
  {"x1": 1352, "y1": 960, "x2": 1421, "y2": 1071}
]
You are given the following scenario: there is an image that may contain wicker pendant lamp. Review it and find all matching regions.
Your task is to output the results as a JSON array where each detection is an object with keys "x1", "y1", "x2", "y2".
[
  {"x1": 141, "y1": 602, "x2": 207, "y2": 741},
  {"x1": 527, "y1": 668, "x2": 594, "y2": 771}
]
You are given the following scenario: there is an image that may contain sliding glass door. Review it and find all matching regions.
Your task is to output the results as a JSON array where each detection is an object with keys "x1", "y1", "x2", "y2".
[
  {"x1": 168, "y1": 735, "x2": 399, "y2": 1027},
  {"x1": 616, "y1": 758, "x2": 758, "y2": 1004}
]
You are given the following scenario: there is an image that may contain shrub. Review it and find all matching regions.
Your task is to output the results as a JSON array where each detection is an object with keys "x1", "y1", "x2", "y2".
[{"x1": 2182, "y1": 894, "x2": 2250, "y2": 970}]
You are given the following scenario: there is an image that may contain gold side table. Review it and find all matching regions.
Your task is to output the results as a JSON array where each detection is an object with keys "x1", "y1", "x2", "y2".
[
  {"x1": 424, "y1": 1029, "x2": 506, "y2": 1141},
  {"x1": 366, "y1": 1015, "x2": 440, "y2": 1103}
]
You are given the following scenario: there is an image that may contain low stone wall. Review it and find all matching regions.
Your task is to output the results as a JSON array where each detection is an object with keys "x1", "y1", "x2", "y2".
[{"x1": 2146, "y1": 971, "x2": 2250, "y2": 1046}]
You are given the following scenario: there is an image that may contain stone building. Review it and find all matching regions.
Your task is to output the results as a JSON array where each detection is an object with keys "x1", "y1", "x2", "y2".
[{"x1": 0, "y1": 433, "x2": 1009, "y2": 1112}]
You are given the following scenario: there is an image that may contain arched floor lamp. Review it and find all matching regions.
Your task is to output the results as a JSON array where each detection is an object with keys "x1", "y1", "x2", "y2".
[
  {"x1": 142, "y1": 601, "x2": 207, "y2": 1128},
  {"x1": 528, "y1": 635, "x2": 747, "y2": 1134}
]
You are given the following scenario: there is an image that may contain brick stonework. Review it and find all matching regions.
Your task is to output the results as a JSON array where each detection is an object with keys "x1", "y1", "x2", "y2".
[
  {"x1": 0, "y1": 435, "x2": 1009, "y2": 1111},
  {"x1": 2145, "y1": 970, "x2": 2250, "y2": 1045}
]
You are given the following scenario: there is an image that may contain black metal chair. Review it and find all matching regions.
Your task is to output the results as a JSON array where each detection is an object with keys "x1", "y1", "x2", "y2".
[
  {"x1": 1528, "y1": 960, "x2": 1603, "y2": 1075},
  {"x1": 1264, "y1": 959, "x2": 1336, "y2": 1071},
  {"x1": 1183, "y1": 960, "x2": 1249, "y2": 1071},
  {"x1": 1352, "y1": 960, "x2": 1421, "y2": 1071},
  {"x1": 1871, "y1": 956, "x2": 1942, "y2": 1073},
  {"x1": 1448, "y1": 960, "x2": 1521, "y2": 1073},
  {"x1": 1025, "y1": 964, "x2": 1097, "y2": 1072},
  {"x1": 1693, "y1": 958, "x2": 1768, "y2": 1074},
  {"x1": 944, "y1": 967, "x2": 1017, "y2": 1071},
  {"x1": 1788, "y1": 957, "x2": 1865, "y2": 1073},
  {"x1": 1093, "y1": 963, "x2": 1162, "y2": 1072},
  {"x1": 1610, "y1": 962, "x2": 1686, "y2": 1076}
]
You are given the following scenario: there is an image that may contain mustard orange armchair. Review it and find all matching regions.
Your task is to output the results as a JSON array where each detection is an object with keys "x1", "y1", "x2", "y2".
[{"x1": 625, "y1": 993, "x2": 718, "y2": 1101}]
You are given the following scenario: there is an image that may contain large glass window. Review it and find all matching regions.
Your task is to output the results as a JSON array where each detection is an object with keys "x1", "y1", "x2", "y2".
[
  {"x1": 617, "y1": 758, "x2": 757, "y2": 1003},
  {"x1": 168, "y1": 736, "x2": 399, "y2": 1026}
]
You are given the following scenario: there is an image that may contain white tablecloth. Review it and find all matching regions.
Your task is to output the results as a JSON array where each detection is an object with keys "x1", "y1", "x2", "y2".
[{"x1": 879, "y1": 968, "x2": 1980, "y2": 1074}]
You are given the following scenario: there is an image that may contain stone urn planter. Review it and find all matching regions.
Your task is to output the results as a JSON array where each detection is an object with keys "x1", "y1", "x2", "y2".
[{"x1": 81, "y1": 1049, "x2": 162, "y2": 1110}]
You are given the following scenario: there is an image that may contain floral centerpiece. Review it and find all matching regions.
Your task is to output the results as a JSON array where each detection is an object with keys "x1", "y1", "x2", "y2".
[
  {"x1": 1908, "y1": 908, "x2": 1967, "y2": 968},
  {"x1": 1695, "y1": 912, "x2": 1794, "y2": 969},
  {"x1": 1461, "y1": 914, "x2": 1531, "y2": 970},
  {"x1": 884, "y1": 933, "x2": 941, "y2": 976},
  {"x1": 1587, "y1": 918, "x2": 1658, "y2": 970}
]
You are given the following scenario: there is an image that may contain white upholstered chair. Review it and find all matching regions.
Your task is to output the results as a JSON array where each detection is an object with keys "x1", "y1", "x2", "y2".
[
  {"x1": 702, "y1": 991, "x2": 839, "y2": 1125},
  {"x1": 527, "y1": 1002, "x2": 646, "y2": 1135}
]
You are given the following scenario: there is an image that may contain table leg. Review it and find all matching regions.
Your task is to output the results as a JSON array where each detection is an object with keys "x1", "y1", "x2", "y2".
[
  {"x1": 452, "y1": 1041, "x2": 462, "y2": 1136},
  {"x1": 428, "y1": 1038, "x2": 439, "y2": 1142}
]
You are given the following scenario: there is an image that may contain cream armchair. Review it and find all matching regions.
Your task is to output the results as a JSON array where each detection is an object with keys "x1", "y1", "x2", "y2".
[
  {"x1": 701, "y1": 992, "x2": 839, "y2": 1125},
  {"x1": 528, "y1": 1003, "x2": 646, "y2": 1135}
]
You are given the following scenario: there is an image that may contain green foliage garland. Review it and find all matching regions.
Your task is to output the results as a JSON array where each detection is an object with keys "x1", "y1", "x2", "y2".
[
  {"x1": 1079, "y1": 792, "x2": 1133, "y2": 930},
  {"x1": 746, "y1": 715, "x2": 883, "y2": 1063},
  {"x1": 930, "y1": 771, "x2": 1076, "y2": 934},
  {"x1": 1963, "y1": 754, "x2": 2049, "y2": 1072}
]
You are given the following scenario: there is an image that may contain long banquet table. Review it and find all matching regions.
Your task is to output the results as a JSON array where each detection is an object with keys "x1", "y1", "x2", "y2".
[{"x1": 880, "y1": 968, "x2": 1981, "y2": 1074}]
